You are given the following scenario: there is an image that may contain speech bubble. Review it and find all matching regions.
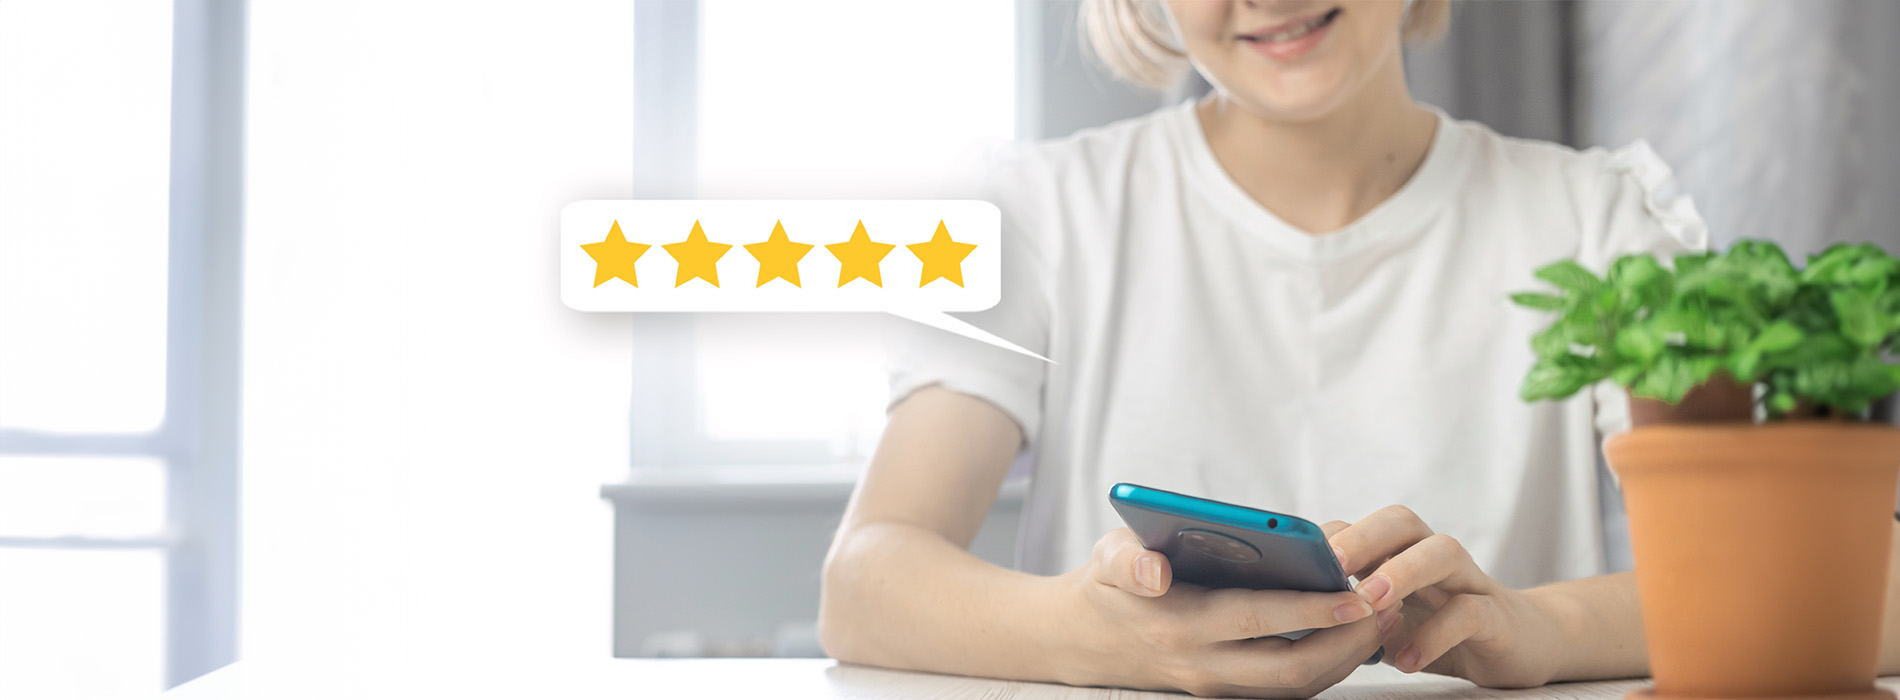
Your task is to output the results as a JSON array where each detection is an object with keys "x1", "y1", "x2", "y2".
[{"x1": 560, "y1": 200, "x2": 1050, "y2": 362}]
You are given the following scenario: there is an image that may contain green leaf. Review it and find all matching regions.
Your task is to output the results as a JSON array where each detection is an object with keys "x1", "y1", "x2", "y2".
[
  {"x1": 1632, "y1": 355, "x2": 1696, "y2": 403},
  {"x1": 1531, "y1": 325, "x2": 1571, "y2": 358},
  {"x1": 1594, "y1": 287, "x2": 1620, "y2": 314},
  {"x1": 1612, "y1": 325, "x2": 1666, "y2": 363},
  {"x1": 1535, "y1": 260, "x2": 1602, "y2": 294},
  {"x1": 1510, "y1": 292, "x2": 1567, "y2": 311},
  {"x1": 1770, "y1": 392, "x2": 1796, "y2": 413},
  {"x1": 1831, "y1": 288, "x2": 1884, "y2": 348},
  {"x1": 1521, "y1": 361, "x2": 1593, "y2": 401},
  {"x1": 1748, "y1": 321, "x2": 1805, "y2": 353},
  {"x1": 1559, "y1": 312, "x2": 1603, "y2": 347},
  {"x1": 1611, "y1": 363, "x2": 1644, "y2": 386},
  {"x1": 1803, "y1": 243, "x2": 1874, "y2": 285},
  {"x1": 1730, "y1": 347, "x2": 1764, "y2": 382},
  {"x1": 1610, "y1": 255, "x2": 1666, "y2": 288},
  {"x1": 1850, "y1": 356, "x2": 1897, "y2": 397},
  {"x1": 1673, "y1": 251, "x2": 1714, "y2": 277}
]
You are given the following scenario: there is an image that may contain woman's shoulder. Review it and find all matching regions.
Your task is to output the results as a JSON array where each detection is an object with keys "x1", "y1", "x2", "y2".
[
  {"x1": 1448, "y1": 116, "x2": 1710, "y2": 263},
  {"x1": 1450, "y1": 117, "x2": 1673, "y2": 193}
]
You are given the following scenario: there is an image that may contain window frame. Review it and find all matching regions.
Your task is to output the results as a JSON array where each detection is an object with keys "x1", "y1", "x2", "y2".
[{"x1": 0, "y1": 0, "x2": 245, "y2": 690}]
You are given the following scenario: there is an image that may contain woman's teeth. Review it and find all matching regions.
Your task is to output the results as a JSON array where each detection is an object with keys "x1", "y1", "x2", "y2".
[{"x1": 1255, "y1": 10, "x2": 1338, "y2": 43}]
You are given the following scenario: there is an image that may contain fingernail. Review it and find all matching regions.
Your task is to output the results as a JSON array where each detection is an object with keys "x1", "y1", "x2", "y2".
[
  {"x1": 1333, "y1": 546, "x2": 1348, "y2": 571},
  {"x1": 1333, "y1": 600, "x2": 1371, "y2": 623},
  {"x1": 1358, "y1": 574, "x2": 1392, "y2": 605},
  {"x1": 1136, "y1": 555, "x2": 1161, "y2": 593},
  {"x1": 1396, "y1": 645, "x2": 1422, "y2": 672},
  {"x1": 1376, "y1": 605, "x2": 1401, "y2": 635}
]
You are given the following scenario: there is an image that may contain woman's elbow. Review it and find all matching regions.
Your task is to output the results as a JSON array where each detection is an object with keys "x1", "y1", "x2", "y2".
[{"x1": 817, "y1": 527, "x2": 873, "y2": 663}]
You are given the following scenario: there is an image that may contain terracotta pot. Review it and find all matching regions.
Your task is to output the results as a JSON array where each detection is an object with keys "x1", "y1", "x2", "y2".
[{"x1": 1606, "y1": 423, "x2": 1900, "y2": 698}]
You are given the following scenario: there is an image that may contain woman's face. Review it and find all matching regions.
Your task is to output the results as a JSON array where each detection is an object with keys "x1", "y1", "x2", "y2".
[{"x1": 1166, "y1": 0, "x2": 1409, "y2": 121}]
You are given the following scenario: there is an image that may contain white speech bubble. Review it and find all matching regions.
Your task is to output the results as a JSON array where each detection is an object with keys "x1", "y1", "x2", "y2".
[{"x1": 562, "y1": 200, "x2": 1050, "y2": 362}]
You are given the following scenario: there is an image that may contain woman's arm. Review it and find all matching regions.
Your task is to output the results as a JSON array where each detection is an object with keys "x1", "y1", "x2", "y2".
[
  {"x1": 1519, "y1": 572, "x2": 1645, "y2": 680},
  {"x1": 1883, "y1": 520, "x2": 1900, "y2": 675},
  {"x1": 817, "y1": 386, "x2": 1062, "y2": 679},
  {"x1": 1325, "y1": 508, "x2": 1646, "y2": 687},
  {"x1": 819, "y1": 387, "x2": 1388, "y2": 697},
  {"x1": 1335, "y1": 514, "x2": 1900, "y2": 685}
]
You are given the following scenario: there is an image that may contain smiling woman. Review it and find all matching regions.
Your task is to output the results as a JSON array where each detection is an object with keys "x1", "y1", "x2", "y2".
[{"x1": 817, "y1": 0, "x2": 1742, "y2": 693}]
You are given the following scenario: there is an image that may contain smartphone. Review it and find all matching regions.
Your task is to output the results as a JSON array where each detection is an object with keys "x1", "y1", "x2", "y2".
[{"x1": 1108, "y1": 482, "x2": 1382, "y2": 663}]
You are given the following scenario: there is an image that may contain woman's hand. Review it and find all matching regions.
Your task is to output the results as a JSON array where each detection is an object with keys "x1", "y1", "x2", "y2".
[
  {"x1": 1323, "y1": 506, "x2": 1570, "y2": 688},
  {"x1": 1052, "y1": 527, "x2": 1392, "y2": 698}
]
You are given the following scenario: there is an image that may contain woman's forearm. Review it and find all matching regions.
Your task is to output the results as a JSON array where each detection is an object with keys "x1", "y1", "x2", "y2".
[
  {"x1": 1882, "y1": 520, "x2": 1900, "y2": 675},
  {"x1": 818, "y1": 520, "x2": 1079, "y2": 684},
  {"x1": 1523, "y1": 571, "x2": 1648, "y2": 681}
]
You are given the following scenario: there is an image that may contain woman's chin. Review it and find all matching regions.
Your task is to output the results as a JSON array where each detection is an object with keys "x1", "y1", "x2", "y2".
[{"x1": 1220, "y1": 87, "x2": 1355, "y2": 124}]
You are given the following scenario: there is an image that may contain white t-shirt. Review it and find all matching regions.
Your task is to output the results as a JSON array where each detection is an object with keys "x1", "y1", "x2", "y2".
[{"x1": 889, "y1": 101, "x2": 1707, "y2": 588}]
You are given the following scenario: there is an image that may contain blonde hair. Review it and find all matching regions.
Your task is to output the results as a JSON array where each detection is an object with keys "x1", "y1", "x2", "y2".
[{"x1": 1082, "y1": 0, "x2": 1452, "y2": 89}]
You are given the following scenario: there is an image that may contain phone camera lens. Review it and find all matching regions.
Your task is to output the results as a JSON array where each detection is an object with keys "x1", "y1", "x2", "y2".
[{"x1": 1268, "y1": 518, "x2": 1278, "y2": 529}]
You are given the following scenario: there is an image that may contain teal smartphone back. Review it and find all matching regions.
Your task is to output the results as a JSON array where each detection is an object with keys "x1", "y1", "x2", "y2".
[{"x1": 1108, "y1": 483, "x2": 1351, "y2": 593}]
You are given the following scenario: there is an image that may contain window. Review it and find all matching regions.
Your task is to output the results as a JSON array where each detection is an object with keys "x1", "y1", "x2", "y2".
[
  {"x1": 631, "y1": 0, "x2": 1017, "y2": 472},
  {"x1": 0, "y1": 1, "x2": 242, "y2": 697}
]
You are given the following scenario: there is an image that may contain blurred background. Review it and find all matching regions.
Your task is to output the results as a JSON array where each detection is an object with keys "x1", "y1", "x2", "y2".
[{"x1": 4, "y1": 0, "x2": 1900, "y2": 697}]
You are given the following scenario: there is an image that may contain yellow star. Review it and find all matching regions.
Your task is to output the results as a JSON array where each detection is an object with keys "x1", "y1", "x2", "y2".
[
  {"x1": 744, "y1": 220, "x2": 814, "y2": 288},
  {"x1": 907, "y1": 220, "x2": 978, "y2": 287},
  {"x1": 826, "y1": 220, "x2": 895, "y2": 287},
  {"x1": 581, "y1": 220, "x2": 650, "y2": 287},
  {"x1": 663, "y1": 220, "x2": 732, "y2": 288}
]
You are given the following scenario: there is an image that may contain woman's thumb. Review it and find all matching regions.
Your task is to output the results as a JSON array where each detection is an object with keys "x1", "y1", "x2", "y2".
[{"x1": 1089, "y1": 528, "x2": 1172, "y2": 597}]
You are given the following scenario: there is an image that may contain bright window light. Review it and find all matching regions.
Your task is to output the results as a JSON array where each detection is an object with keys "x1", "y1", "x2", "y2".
[
  {"x1": 689, "y1": 1, "x2": 1015, "y2": 464},
  {"x1": 0, "y1": 549, "x2": 164, "y2": 700},
  {"x1": 0, "y1": 0, "x2": 173, "y2": 433},
  {"x1": 698, "y1": 0, "x2": 1016, "y2": 195},
  {"x1": 695, "y1": 314, "x2": 890, "y2": 458},
  {"x1": 0, "y1": 457, "x2": 166, "y2": 539}
]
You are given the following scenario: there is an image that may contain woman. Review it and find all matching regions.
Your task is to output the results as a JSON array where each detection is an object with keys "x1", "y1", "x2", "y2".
[{"x1": 818, "y1": 1, "x2": 1900, "y2": 696}]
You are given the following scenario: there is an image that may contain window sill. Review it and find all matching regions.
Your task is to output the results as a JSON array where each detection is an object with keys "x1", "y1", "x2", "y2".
[{"x1": 600, "y1": 466, "x2": 1026, "y2": 508}]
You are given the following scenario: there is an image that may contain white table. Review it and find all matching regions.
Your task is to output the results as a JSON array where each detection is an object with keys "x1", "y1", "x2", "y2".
[{"x1": 156, "y1": 657, "x2": 1900, "y2": 700}]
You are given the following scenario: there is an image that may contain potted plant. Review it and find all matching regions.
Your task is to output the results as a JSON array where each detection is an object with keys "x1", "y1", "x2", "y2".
[{"x1": 1512, "y1": 241, "x2": 1900, "y2": 700}]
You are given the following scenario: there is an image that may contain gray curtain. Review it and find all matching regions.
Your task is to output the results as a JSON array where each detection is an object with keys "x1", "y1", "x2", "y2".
[
  {"x1": 1577, "y1": 0, "x2": 1900, "y2": 259},
  {"x1": 1409, "y1": 0, "x2": 1900, "y2": 257},
  {"x1": 1406, "y1": 1, "x2": 1574, "y2": 145}
]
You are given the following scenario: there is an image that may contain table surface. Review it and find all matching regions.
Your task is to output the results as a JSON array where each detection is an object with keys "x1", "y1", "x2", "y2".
[{"x1": 156, "y1": 657, "x2": 1900, "y2": 700}]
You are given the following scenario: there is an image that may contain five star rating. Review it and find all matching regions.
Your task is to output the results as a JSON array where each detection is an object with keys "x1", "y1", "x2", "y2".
[
  {"x1": 560, "y1": 200, "x2": 1001, "y2": 314},
  {"x1": 583, "y1": 218, "x2": 975, "y2": 290}
]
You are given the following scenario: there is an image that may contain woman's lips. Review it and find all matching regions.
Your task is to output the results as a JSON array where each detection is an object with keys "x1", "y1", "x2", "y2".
[{"x1": 1240, "y1": 8, "x2": 1341, "y2": 62}]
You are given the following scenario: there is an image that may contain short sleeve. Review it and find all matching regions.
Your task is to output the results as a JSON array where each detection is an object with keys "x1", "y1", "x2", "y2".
[
  {"x1": 1583, "y1": 140, "x2": 1711, "y2": 438},
  {"x1": 885, "y1": 149, "x2": 1055, "y2": 446}
]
